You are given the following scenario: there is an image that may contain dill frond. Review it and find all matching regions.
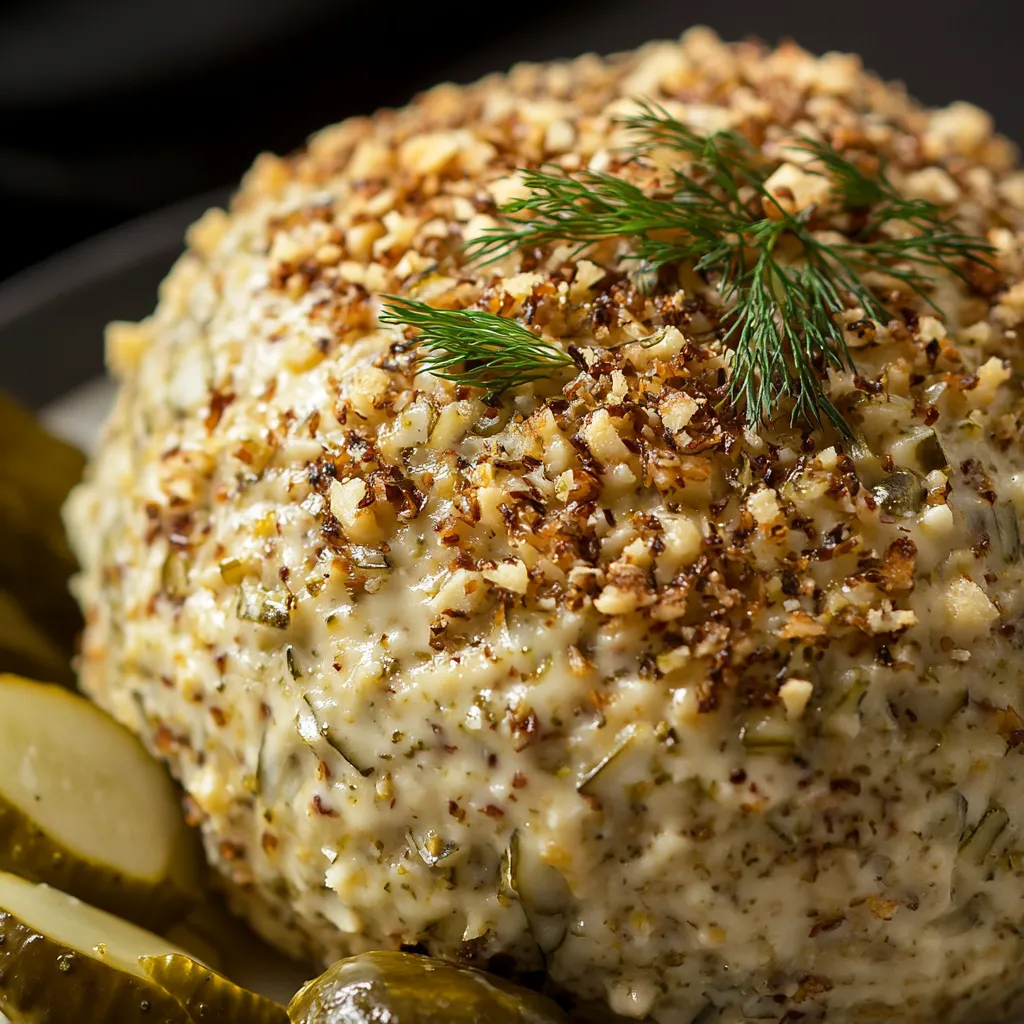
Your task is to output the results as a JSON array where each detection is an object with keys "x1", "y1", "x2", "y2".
[
  {"x1": 457, "y1": 102, "x2": 994, "y2": 433},
  {"x1": 379, "y1": 295, "x2": 574, "y2": 393},
  {"x1": 383, "y1": 104, "x2": 992, "y2": 430}
]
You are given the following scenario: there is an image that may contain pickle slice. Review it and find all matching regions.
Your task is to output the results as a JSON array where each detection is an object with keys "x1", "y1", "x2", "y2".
[
  {"x1": 0, "y1": 872, "x2": 192, "y2": 1024},
  {"x1": 0, "y1": 589, "x2": 73, "y2": 685},
  {"x1": 140, "y1": 953, "x2": 288, "y2": 1024},
  {"x1": 288, "y1": 950, "x2": 569, "y2": 1024},
  {"x1": 0, "y1": 675, "x2": 202, "y2": 929}
]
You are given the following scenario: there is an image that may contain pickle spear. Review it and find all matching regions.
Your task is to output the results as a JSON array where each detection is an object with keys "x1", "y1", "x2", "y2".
[
  {"x1": 0, "y1": 675, "x2": 202, "y2": 930},
  {"x1": 140, "y1": 953, "x2": 288, "y2": 1024},
  {"x1": 0, "y1": 394, "x2": 85, "y2": 660},
  {"x1": 288, "y1": 950, "x2": 569, "y2": 1024},
  {"x1": 0, "y1": 872, "x2": 193, "y2": 1024}
]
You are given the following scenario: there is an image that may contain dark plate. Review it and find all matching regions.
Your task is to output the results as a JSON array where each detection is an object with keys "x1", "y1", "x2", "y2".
[{"x1": 0, "y1": 188, "x2": 228, "y2": 410}]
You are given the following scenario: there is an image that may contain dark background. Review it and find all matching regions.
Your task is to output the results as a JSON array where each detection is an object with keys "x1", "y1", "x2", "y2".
[{"x1": 2, "y1": 0, "x2": 1023, "y2": 404}]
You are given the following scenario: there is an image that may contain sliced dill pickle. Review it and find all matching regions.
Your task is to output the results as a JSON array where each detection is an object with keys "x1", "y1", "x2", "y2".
[
  {"x1": 0, "y1": 394, "x2": 85, "y2": 658},
  {"x1": 0, "y1": 589, "x2": 73, "y2": 685},
  {"x1": 140, "y1": 953, "x2": 288, "y2": 1024},
  {"x1": 288, "y1": 950, "x2": 569, "y2": 1024},
  {"x1": 0, "y1": 675, "x2": 202, "y2": 930},
  {"x1": 0, "y1": 872, "x2": 192, "y2": 1024}
]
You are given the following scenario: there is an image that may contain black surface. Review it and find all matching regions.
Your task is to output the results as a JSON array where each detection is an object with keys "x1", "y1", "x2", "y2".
[
  {"x1": 0, "y1": 189, "x2": 228, "y2": 409},
  {"x1": 2, "y1": 0, "x2": 1022, "y2": 407},
  {"x1": 0, "y1": 0, "x2": 596, "y2": 283}
]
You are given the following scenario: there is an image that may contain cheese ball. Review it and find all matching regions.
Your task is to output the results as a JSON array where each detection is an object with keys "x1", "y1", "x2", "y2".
[{"x1": 65, "y1": 28, "x2": 1024, "y2": 1023}]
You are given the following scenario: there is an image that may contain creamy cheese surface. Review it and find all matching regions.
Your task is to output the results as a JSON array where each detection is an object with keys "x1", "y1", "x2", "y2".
[{"x1": 66, "y1": 29, "x2": 1024, "y2": 1023}]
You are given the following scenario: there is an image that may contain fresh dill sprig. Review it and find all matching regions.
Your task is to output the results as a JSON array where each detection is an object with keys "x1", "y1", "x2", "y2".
[
  {"x1": 460, "y1": 100, "x2": 994, "y2": 433},
  {"x1": 379, "y1": 295, "x2": 574, "y2": 393}
]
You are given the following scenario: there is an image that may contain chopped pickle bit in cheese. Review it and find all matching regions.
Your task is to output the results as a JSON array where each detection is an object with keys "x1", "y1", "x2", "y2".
[{"x1": 65, "y1": 25, "x2": 1024, "y2": 1024}]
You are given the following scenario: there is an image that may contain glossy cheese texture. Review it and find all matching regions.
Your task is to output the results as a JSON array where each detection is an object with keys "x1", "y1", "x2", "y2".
[{"x1": 65, "y1": 28, "x2": 1024, "y2": 1023}]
